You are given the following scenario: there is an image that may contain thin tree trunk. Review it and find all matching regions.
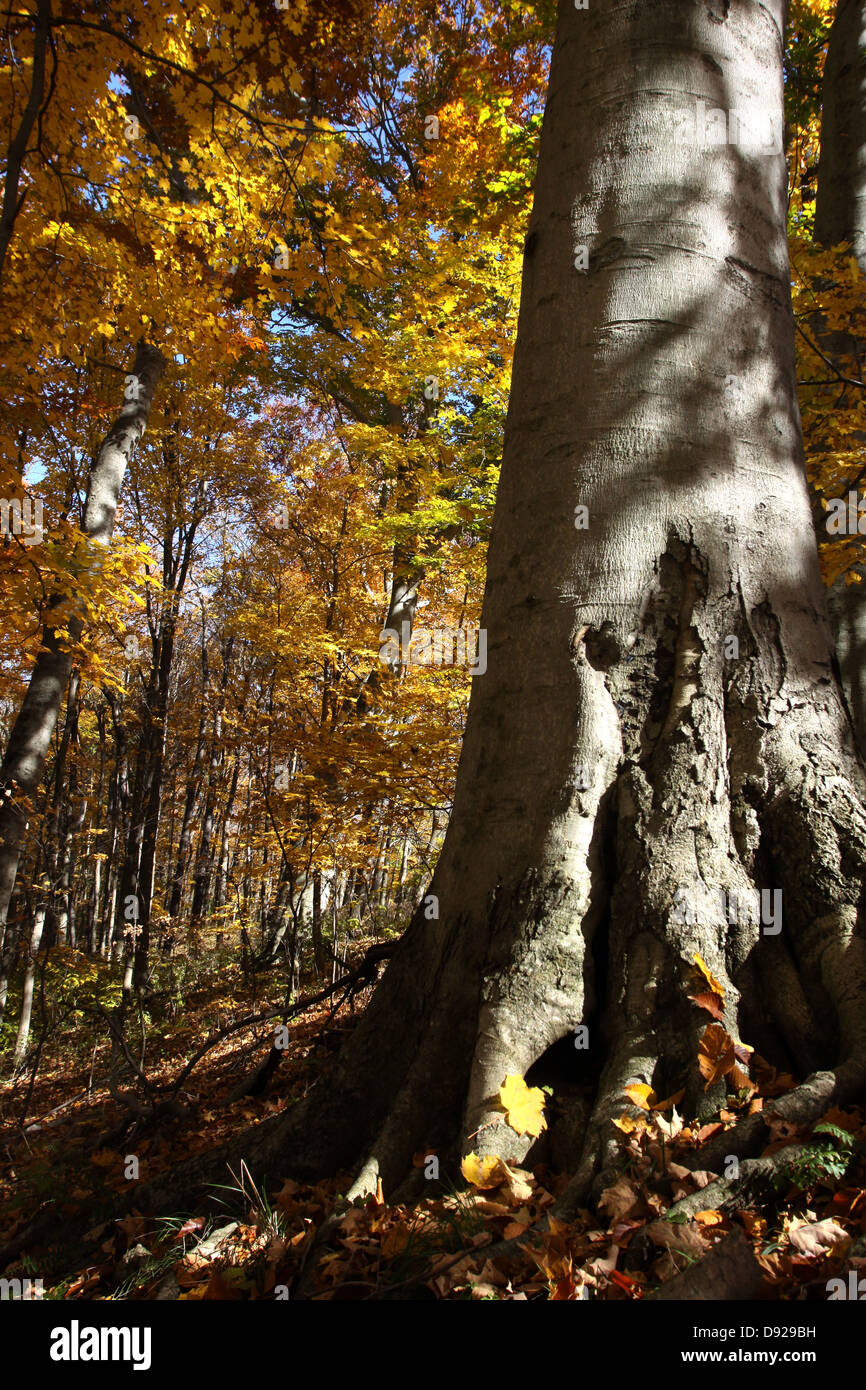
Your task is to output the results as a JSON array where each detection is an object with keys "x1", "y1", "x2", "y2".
[
  {"x1": 0, "y1": 0, "x2": 51, "y2": 285},
  {"x1": 0, "y1": 340, "x2": 165, "y2": 1015},
  {"x1": 12, "y1": 904, "x2": 46, "y2": 1068}
]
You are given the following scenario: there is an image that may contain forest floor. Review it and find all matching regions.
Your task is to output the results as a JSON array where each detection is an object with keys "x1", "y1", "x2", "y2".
[{"x1": 1, "y1": 947, "x2": 865, "y2": 1301}]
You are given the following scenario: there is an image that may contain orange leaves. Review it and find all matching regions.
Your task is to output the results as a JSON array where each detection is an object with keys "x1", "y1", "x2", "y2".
[
  {"x1": 698, "y1": 1024, "x2": 755, "y2": 1094},
  {"x1": 698, "y1": 1023, "x2": 736, "y2": 1088},
  {"x1": 687, "y1": 953, "x2": 725, "y2": 1020}
]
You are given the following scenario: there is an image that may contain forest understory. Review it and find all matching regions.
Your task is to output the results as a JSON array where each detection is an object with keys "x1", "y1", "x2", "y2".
[{"x1": 2, "y1": 934, "x2": 866, "y2": 1301}]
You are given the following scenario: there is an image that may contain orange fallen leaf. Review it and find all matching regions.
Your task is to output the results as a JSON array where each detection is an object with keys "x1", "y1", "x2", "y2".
[
  {"x1": 698, "y1": 1023, "x2": 736, "y2": 1089},
  {"x1": 693, "y1": 954, "x2": 725, "y2": 999},
  {"x1": 693, "y1": 1210, "x2": 725, "y2": 1226},
  {"x1": 623, "y1": 1082, "x2": 656, "y2": 1110}
]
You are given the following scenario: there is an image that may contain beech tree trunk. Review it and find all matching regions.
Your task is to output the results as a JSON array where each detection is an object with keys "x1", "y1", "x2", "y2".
[
  {"x1": 815, "y1": 0, "x2": 866, "y2": 750},
  {"x1": 0, "y1": 340, "x2": 165, "y2": 1015},
  {"x1": 250, "y1": 0, "x2": 866, "y2": 1206}
]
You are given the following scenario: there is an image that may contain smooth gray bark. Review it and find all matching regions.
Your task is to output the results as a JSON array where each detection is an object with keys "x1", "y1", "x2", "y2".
[{"x1": 262, "y1": 0, "x2": 866, "y2": 1203}]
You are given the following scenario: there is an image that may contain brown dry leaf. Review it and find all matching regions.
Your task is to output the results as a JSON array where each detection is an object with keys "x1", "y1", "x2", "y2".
[
  {"x1": 740, "y1": 1211, "x2": 767, "y2": 1239},
  {"x1": 751, "y1": 1055, "x2": 796, "y2": 1097},
  {"x1": 116, "y1": 1212, "x2": 149, "y2": 1240},
  {"x1": 275, "y1": 1178, "x2": 301, "y2": 1212},
  {"x1": 475, "y1": 1258, "x2": 509, "y2": 1288},
  {"x1": 460, "y1": 1152, "x2": 534, "y2": 1207},
  {"x1": 698, "y1": 1023, "x2": 736, "y2": 1089},
  {"x1": 694, "y1": 1121, "x2": 723, "y2": 1142},
  {"x1": 551, "y1": 1270, "x2": 586, "y2": 1300},
  {"x1": 472, "y1": 1196, "x2": 512, "y2": 1218},
  {"x1": 89, "y1": 1149, "x2": 116, "y2": 1168},
  {"x1": 598, "y1": 1177, "x2": 642, "y2": 1225},
  {"x1": 787, "y1": 1217, "x2": 849, "y2": 1258},
  {"x1": 729, "y1": 1063, "x2": 755, "y2": 1094},
  {"x1": 500, "y1": 1165, "x2": 534, "y2": 1206},
  {"x1": 203, "y1": 1269, "x2": 242, "y2": 1300},
  {"x1": 645, "y1": 1220, "x2": 708, "y2": 1258},
  {"x1": 666, "y1": 1162, "x2": 692, "y2": 1181},
  {"x1": 690, "y1": 991, "x2": 725, "y2": 1021},
  {"x1": 817, "y1": 1106, "x2": 862, "y2": 1134},
  {"x1": 264, "y1": 1235, "x2": 287, "y2": 1267},
  {"x1": 587, "y1": 1244, "x2": 619, "y2": 1279},
  {"x1": 381, "y1": 1224, "x2": 411, "y2": 1259}
]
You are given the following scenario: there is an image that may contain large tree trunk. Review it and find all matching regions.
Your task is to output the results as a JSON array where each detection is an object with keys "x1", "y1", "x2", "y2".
[
  {"x1": 814, "y1": 0, "x2": 866, "y2": 751},
  {"x1": 260, "y1": 0, "x2": 866, "y2": 1203},
  {"x1": 815, "y1": 0, "x2": 866, "y2": 266},
  {"x1": 0, "y1": 340, "x2": 165, "y2": 1012}
]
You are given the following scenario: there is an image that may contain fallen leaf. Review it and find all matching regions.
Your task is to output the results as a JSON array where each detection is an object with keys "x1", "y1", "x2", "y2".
[
  {"x1": 690, "y1": 991, "x2": 725, "y2": 1021},
  {"x1": 693, "y1": 1210, "x2": 725, "y2": 1227},
  {"x1": 787, "y1": 1218, "x2": 848, "y2": 1258},
  {"x1": 698, "y1": 1023, "x2": 736, "y2": 1089},
  {"x1": 598, "y1": 1177, "x2": 642, "y2": 1225},
  {"x1": 655, "y1": 1107, "x2": 684, "y2": 1141},
  {"x1": 693, "y1": 954, "x2": 725, "y2": 999},
  {"x1": 623, "y1": 1082, "x2": 656, "y2": 1110},
  {"x1": 612, "y1": 1114, "x2": 647, "y2": 1135},
  {"x1": 498, "y1": 1074, "x2": 547, "y2": 1137},
  {"x1": 461, "y1": 1152, "x2": 508, "y2": 1190}
]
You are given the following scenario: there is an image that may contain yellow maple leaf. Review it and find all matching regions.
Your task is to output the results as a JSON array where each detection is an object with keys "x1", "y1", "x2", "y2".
[
  {"x1": 612, "y1": 1114, "x2": 646, "y2": 1134},
  {"x1": 461, "y1": 1152, "x2": 508, "y2": 1189},
  {"x1": 498, "y1": 1074, "x2": 547, "y2": 1137}
]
